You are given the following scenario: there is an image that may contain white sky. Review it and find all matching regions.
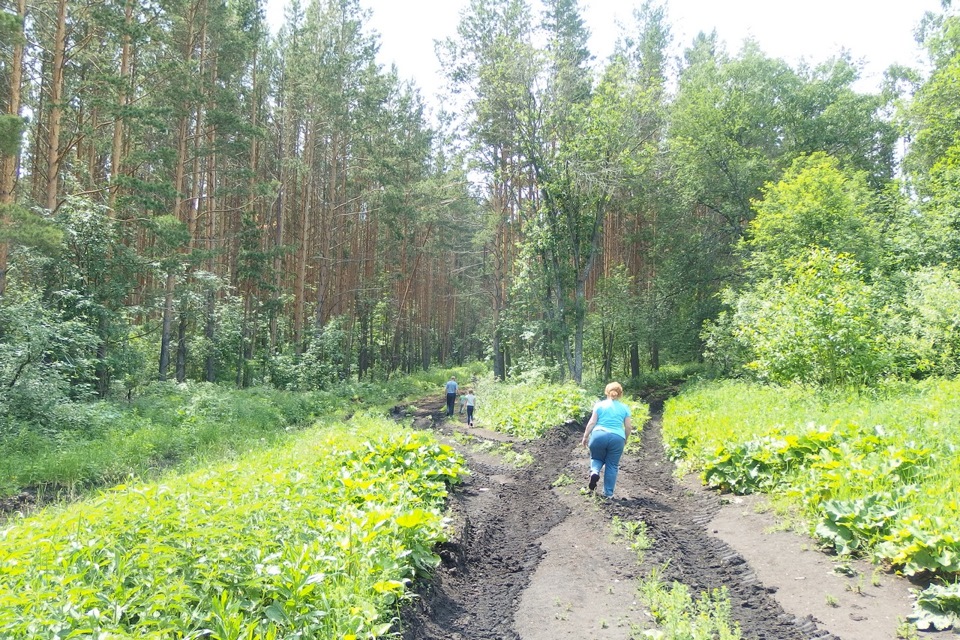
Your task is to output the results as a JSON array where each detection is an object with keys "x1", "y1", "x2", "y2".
[{"x1": 264, "y1": 0, "x2": 943, "y2": 110}]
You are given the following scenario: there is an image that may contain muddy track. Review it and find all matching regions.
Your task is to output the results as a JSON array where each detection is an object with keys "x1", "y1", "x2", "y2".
[{"x1": 397, "y1": 397, "x2": 837, "y2": 639}]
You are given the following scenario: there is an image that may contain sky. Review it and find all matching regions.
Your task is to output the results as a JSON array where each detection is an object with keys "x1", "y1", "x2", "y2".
[{"x1": 264, "y1": 0, "x2": 944, "y2": 111}]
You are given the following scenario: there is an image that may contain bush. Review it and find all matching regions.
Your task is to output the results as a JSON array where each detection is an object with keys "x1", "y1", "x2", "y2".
[{"x1": 705, "y1": 248, "x2": 898, "y2": 386}]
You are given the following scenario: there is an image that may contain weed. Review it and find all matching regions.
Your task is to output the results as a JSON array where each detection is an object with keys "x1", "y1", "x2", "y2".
[
  {"x1": 896, "y1": 617, "x2": 920, "y2": 639},
  {"x1": 845, "y1": 575, "x2": 865, "y2": 595},
  {"x1": 0, "y1": 416, "x2": 466, "y2": 637},
  {"x1": 611, "y1": 516, "x2": 654, "y2": 562},
  {"x1": 637, "y1": 566, "x2": 742, "y2": 639},
  {"x1": 825, "y1": 593, "x2": 840, "y2": 607},
  {"x1": 751, "y1": 499, "x2": 771, "y2": 514},
  {"x1": 662, "y1": 377, "x2": 960, "y2": 620},
  {"x1": 552, "y1": 473, "x2": 575, "y2": 487}
]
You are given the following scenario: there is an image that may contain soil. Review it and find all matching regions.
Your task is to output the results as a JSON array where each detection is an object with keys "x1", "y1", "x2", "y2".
[{"x1": 396, "y1": 396, "x2": 941, "y2": 640}]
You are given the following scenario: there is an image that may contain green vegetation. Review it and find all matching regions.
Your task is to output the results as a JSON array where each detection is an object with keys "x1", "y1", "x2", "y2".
[
  {"x1": 8, "y1": 0, "x2": 960, "y2": 634},
  {"x1": 610, "y1": 516, "x2": 653, "y2": 562},
  {"x1": 663, "y1": 378, "x2": 960, "y2": 627},
  {"x1": 913, "y1": 583, "x2": 960, "y2": 631},
  {"x1": 0, "y1": 414, "x2": 465, "y2": 638},
  {"x1": 475, "y1": 378, "x2": 593, "y2": 439},
  {"x1": 635, "y1": 568, "x2": 742, "y2": 640},
  {"x1": 452, "y1": 432, "x2": 536, "y2": 468},
  {"x1": 475, "y1": 376, "x2": 650, "y2": 440},
  {"x1": 0, "y1": 373, "x2": 444, "y2": 500},
  {"x1": 552, "y1": 473, "x2": 575, "y2": 487},
  {"x1": 625, "y1": 364, "x2": 709, "y2": 395}
]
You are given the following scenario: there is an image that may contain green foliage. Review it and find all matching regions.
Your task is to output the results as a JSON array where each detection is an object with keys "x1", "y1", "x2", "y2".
[
  {"x1": 0, "y1": 115, "x2": 24, "y2": 157},
  {"x1": 0, "y1": 382, "x2": 329, "y2": 497},
  {"x1": 815, "y1": 494, "x2": 904, "y2": 556},
  {"x1": 898, "y1": 143, "x2": 960, "y2": 266},
  {"x1": 745, "y1": 153, "x2": 882, "y2": 278},
  {"x1": 663, "y1": 378, "x2": 960, "y2": 622},
  {"x1": 585, "y1": 265, "x2": 638, "y2": 380},
  {"x1": 910, "y1": 582, "x2": 960, "y2": 631},
  {"x1": 0, "y1": 286, "x2": 101, "y2": 426},
  {"x1": 297, "y1": 316, "x2": 351, "y2": 390},
  {"x1": 472, "y1": 375, "x2": 650, "y2": 441},
  {"x1": 0, "y1": 367, "x2": 471, "y2": 499},
  {"x1": 0, "y1": 205, "x2": 63, "y2": 254},
  {"x1": 623, "y1": 363, "x2": 709, "y2": 394},
  {"x1": 705, "y1": 248, "x2": 897, "y2": 386},
  {"x1": 637, "y1": 569, "x2": 742, "y2": 640},
  {"x1": 476, "y1": 377, "x2": 593, "y2": 439},
  {"x1": 901, "y1": 266, "x2": 960, "y2": 376},
  {"x1": 906, "y1": 12, "x2": 960, "y2": 178},
  {"x1": 610, "y1": 516, "x2": 652, "y2": 562},
  {"x1": 0, "y1": 416, "x2": 465, "y2": 638}
]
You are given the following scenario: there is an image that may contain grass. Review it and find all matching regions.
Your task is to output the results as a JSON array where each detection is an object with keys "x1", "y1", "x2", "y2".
[
  {"x1": 0, "y1": 413, "x2": 465, "y2": 638},
  {"x1": 635, "y1": 567, "x2": 742, "y2": 640},
  {"x1": 662, "y1": 377, "x2": 960, "y2": 628},
  {"x1": 552, "y1": 473, "x2": 575, "y2": 487},
  {"x1": 611, "y1": 516, "x2": 653, "y2": 562},
  {"x1": 474, "y1": 376, "x2": 651, "y2": 441},
  {"x1": 0, "y1": 367, "x2": 471, "y2": 501},
  {"x1": 0, "y1": 383, "x2": 330, "y2": 499},
  {"x1": 475, "y1": 377, "x2": 594, "y2": 439}
]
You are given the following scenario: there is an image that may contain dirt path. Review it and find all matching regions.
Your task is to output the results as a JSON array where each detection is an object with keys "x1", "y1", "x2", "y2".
[{"x1": 398, "y1": 396, "x2": 925, "y2": 640}]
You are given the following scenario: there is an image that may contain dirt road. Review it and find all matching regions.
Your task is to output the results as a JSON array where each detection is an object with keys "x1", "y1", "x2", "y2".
[{"x1": 398, "y1": 396, "x2": 921, "y2": 640}]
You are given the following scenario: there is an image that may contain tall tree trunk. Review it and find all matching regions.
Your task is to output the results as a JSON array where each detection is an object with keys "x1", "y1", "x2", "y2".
[
  {"x1": 293, "y1": 121, "x2": 314, "y2": 354},
  {"x1": 158, "y1": 2, "x2": 197, "y2": 380},
  {"x1": 630, "y1": 342, "x2": 640, "y2": 379},
  {"x1": 159, "y1": 273, "x2": 176, "y2": 380},
  {"x1": 0, "y1": 0, "x2": 26, "y2": 297},
  {"x1": 205, "y1": 291, "x2": 215, "y2": 382},
  {"x1": 176, "y1": 311, "x2": 187, "y2": 382},
  {"x1": 109, "y1": 0, "x2": 134, "y2": 212},
  {"x1": 204, "y1": 40, "x2": 217, "y2": 383},
  {"x1": 45, "y1": 0, "x2": 68, "y2": 211},
  {"x1": 602, "y1": 326, "x2": 613, "y2": 381}
]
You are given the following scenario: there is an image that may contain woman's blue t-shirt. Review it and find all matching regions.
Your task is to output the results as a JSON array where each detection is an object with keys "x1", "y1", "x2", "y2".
[{"x1": 593, "y1": 398, "x2": 630, "y2": 438}]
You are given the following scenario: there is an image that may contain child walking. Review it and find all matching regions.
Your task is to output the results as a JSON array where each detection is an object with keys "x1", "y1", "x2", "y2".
[{"x1": 462, "y1": 388, "x2": 477, "y2": 427}]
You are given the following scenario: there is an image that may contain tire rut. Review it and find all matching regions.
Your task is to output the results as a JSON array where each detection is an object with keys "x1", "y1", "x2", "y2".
[{"x1": 398, "y1": 396, "x2": 838, "y2": 640}]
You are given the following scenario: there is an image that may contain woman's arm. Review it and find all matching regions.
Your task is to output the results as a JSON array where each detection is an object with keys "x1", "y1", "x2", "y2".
[
  {"x1": 580, "y1": 410, "x2": 598, "y2": 447},
  {"x1": 623, "y1": 416, "x2": 633, "y2": 441}
]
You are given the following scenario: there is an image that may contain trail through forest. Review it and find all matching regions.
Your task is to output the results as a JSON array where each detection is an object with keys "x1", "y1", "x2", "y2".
[{"x1": 397, "y1": 396, "x2": 923, "y2": 640}]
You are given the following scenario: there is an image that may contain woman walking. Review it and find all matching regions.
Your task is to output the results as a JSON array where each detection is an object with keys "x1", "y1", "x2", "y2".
[{"x1": 580, "y1": 382, "x2": 632, "y2": 498}]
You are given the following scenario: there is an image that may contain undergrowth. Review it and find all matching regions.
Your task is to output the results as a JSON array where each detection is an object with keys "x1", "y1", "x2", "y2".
[
  {"x1": 475, "y1": 376, "x2": 650, "y2": 440},
  {"x1": 0, "y1": 369, "x2": 458, "y2": 501},
  {"x1": 0, "y1": 413, "x2": 465, "y2": 637},
  {"x1": 662, "y1": 377, "x2": 960, "y2": 630}
]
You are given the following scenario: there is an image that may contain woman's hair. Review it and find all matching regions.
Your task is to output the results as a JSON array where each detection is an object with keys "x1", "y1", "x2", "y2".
[{"x1": 604, "y1": 382, "x2": 623, "y2": 399}]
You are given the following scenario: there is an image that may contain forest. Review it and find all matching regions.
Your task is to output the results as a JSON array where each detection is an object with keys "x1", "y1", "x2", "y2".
[
  {"x1": 3, "y1": 0, "x2": 960, "y2": 636},
  {"x1": 2, "y1": 0, "x2": 959, "y2": 403}
]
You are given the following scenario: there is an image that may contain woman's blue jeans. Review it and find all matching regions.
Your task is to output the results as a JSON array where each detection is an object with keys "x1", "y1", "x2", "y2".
[{"x1": 588, "y1": 430, "x2": 626, "y2": 497}]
